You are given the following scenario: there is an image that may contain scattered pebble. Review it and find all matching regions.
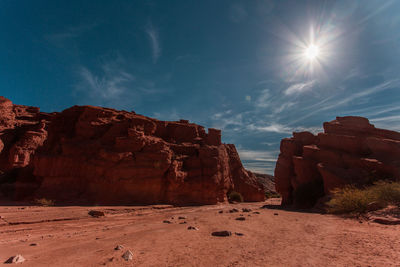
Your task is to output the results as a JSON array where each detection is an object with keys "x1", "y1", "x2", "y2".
[
  {"x1": 242, "y1": 208, "x2": 252, "y2": 212},
  {"x1": 187, "y1": 226, "x2": 199, "y2": 230},
  {"x1": 29, "y1": 243, "x2": 38, "y2": 246},
  {"x1": 218, "y1": 210, "x2": 223, "y2": 214},
  {"x1": 122, "y1": 250, "x2": 133, "y2": 261},
  {"x1": 229, "y1": 208, "x2": 239, "y2": 213},
  {"x1": 114, "y1": 245, "x2": 124, "y2": 250},
  {"x1": 179, "y1": 221, "x2": 187, "y2": 224},
  {"x1": 235, "y1": 232, "x2": 244, "y2": 236},
  {"x1": 212, "y1": 231, "x2": 232, "y2": 237},
  {"x1": 178, "y1": 216, "x2": 187, "y2": 220},
  {"x1": 163, "y1": 220, "x2": 172, "y2": 224},
  {"x1": 253, "y1": 211, "x2": 260, "y2": 214},
  {"x1": 4, "y1": 254, "x2": 25, "y2": 264},
  {"x1": 235, "y1": 217, "x2": 246, "y2": 221},
  {"x1": 88, "y1": 210, "x2": 105, "y2": 217},
  {"x1": 274, "y1": 213, "x2": 279, "y2": 216}
]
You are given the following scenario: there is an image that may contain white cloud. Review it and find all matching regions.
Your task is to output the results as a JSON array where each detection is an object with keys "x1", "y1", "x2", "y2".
[
  {"x1": 371, "y1": 115, "x2": 400, "y2": 131},
  {"x1": 284, "y1": 80, "x2": 315, "y2": 95},
  {"x1": 255, "y1": 89, "x2": 270, "y2": 107},
  {"x1": 238, "y1": 149, "x2": 279, "y2": 175},
  {"x1": 288, "y1": 79, "x2": 400, "y2": 125},
  {"x1": 146, "y1": 24, "x2": 161, "y2": 63},
  {"x1": 77, "y1": 65, "x2": 134, "y2": 101},
  {"x1": 247, "y1": 123, "x2": 291, "y2": 134},
  {"x1": 238, "y1": 149, "x2": 278, "y2": 162}
]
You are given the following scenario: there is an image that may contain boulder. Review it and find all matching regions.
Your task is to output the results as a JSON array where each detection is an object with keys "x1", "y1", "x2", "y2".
[{"x1": 275, "y1": 117, "x2": 400, "y2": 206}]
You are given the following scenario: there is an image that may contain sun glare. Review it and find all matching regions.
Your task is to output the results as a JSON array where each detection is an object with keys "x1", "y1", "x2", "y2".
[{"x1": 305, "y1": 44, "x2": 319, "y2": 60}]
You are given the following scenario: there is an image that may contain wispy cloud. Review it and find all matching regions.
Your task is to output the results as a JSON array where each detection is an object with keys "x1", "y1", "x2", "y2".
[
  {"x1": 255, "y1": 89, "x2": 271, "y2": 107},
  {"x1": 284, "y1": 80, "x2": 315, "y2": 95},
  {"x1": 370, "y1": 115, "x2": 400, "y2": 131},
  {"x1": 76, "y1": 64, "x2": 134, "y2": 101},
  {"x1": 247, "y1": 123, "x2": 291, "y2": 134},
  {"x1": 145, "y1": 23, "x2": 161, "y2": 63},
  {"x1": 287, "y1": 79, "x2": 400, "y2": 125},
  {"x1": 238, "y1": 149, "x2": 279, "y2": 174}
]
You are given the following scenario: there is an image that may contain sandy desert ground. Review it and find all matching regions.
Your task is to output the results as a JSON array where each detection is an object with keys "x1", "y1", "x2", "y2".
[{"x1": 1, "y1": 198, "x2": 399, "y2": 267}]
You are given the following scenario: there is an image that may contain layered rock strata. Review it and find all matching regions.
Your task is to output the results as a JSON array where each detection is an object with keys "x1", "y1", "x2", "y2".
[
  {"x1": 0, "y1": 97, "x2": 265, "y2": 204},
  {"x1": 275, "y1": 116, "x2": 400, "y2": 205}
]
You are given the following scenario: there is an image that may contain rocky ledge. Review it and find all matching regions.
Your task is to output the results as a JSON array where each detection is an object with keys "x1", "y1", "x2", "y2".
[
  {"x1": 275, "y1": 116, "x2": 400, "y2": 206},
  {"x1": 0, "y1": 96, "x2": 265, "y2": 205}
]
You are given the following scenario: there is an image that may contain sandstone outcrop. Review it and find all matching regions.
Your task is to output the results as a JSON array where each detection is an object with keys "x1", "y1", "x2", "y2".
[
  {"x1": 275, "y1": 116, "x2": 400, "y2": 206},
  {"x1": 0, "y1": 97, "x2": 264, "y2": 205}
]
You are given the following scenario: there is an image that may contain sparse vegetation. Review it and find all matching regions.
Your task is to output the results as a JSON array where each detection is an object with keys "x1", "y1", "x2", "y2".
[
  {"x1": 327, "y1": 181, "x2": 400, "y2": 214},
  {"x1": 228, "y1": 191, "x2": 243, "y2": 203},
  {"x1": 265, "y1": 191, "x2": 280, "y2": 199},
  {"x1": 34, "y1": 198, "x2": 55, "y2": 206}
]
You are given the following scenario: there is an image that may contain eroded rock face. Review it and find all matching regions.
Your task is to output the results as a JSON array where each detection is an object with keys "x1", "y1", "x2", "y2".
[
  {"x1": 0, "y1": 97, "x2": 264, "y2": 204},
  {"x1": 274, "y1": 116, "x2": 400, "y2": 206}
]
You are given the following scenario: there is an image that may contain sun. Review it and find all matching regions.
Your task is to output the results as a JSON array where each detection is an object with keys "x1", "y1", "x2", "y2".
[{"x1": 304, "y1": 44, "x2": 320, "y2": 60}]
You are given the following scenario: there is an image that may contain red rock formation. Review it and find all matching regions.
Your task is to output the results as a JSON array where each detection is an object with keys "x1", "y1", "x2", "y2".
[
  {"x1": 275, "y1": 116, "x2": 400, "y2": 206},
  {"x1": 0, "y1": 97, "x2": 264, "y2": 204}
]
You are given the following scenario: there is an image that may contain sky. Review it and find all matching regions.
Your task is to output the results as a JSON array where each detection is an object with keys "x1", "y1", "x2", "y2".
[{"x1": 1, "y1": 0, "x2": 400, "y2": 174}]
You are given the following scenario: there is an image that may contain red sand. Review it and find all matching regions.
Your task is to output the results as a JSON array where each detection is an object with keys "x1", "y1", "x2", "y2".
[{"x1": 1, "y1": 199, "x2": 399, "y2": 266}]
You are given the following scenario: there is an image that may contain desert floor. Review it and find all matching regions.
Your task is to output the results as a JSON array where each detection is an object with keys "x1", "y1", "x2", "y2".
[{"x1": 1, "y1": 198, "x2": 399, "y2": 267}]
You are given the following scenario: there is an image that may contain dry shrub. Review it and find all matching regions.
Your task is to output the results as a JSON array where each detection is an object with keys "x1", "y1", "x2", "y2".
[
  {"x1": 327, "y1": 181, "x2": 400, "y2": 214},
  {"x1": 34, "y1": 198, "x2": 55, "y2": 206}
]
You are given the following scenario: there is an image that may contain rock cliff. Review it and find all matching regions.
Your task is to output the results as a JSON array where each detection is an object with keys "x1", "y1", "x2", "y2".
[
  {"x1": 275, "y1": 116, "x2": 400, "y2": 206},
  {"x1": 0, "y1": 97, "x2": 264, "y2": 205}
]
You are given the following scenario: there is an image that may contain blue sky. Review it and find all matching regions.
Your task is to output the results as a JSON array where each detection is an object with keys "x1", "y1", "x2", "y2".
[{"x1": 1, "y1": 0, "x2": 400, "y2": 174}]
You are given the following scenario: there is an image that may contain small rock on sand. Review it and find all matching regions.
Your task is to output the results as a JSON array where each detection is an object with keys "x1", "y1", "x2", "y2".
[
  {"x1": 229, "y1": 209, "x2": 239, "y2": 213},
  {"x1": 4, "y1": 254, "x2": 25, "y2": 264},
  {"x1": 115, "y1": 245, "x2": 124, "y2": 250},
  {"x1": 218, "y1": 210, "x2": 223, "y2": 214},
  {"x1": 235, "y1": 232, "x2": 244, "y2": 236},
  {"x1": 29, "y1": 243, "x2": 37, "y2": 246},
  {"x1": 187, "y1": 226, "x2": 199, "y2": 230},
  {"x1": 242, "y1": 208, "x2": 252, "y2": 212},
  {"x1": 372, "y1": 218, "x2": 400, "y2": 225},
  {"x1": 235, "y1": 217, "x2": 246, "y2": 221},
  {"x1": 88, "y1": 210, "x2": 105, "y2": 217},
  {"x1": 178, "y1": 216, "x2": 187, "y2": 219},
  {"x1": 163, "y1": 220, "x2": 172, "y2": 224},
  {"x1": 211, "y1": 231, "x2": 232, "y2": 237},
  {"x1": 122, "y1": 250, "x2": 133, "y2": 261}
]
